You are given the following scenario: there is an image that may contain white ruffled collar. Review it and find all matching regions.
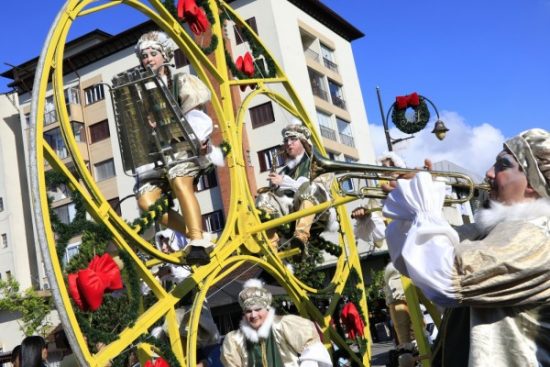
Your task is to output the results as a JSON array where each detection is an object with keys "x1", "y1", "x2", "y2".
[
  {"x1": 474, "y1": 198, "x2": 550, "y2": 235},
  {"x1": 239, "y1": 308, "x2": 276, "y2": 343}
]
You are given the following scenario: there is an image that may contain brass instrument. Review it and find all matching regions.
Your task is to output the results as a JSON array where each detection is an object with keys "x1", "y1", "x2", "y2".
[
  {"x1": 257, "y1": 148, "x2": 284, "y2": 194},
  {"x1": 310, "y1": 149, "x2": 490, "y2": 204}
]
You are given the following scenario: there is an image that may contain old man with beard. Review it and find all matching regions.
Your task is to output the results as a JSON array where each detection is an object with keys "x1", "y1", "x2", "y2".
[{"x1": 382, "y1": 128, "x2": 550, "y2": 366}]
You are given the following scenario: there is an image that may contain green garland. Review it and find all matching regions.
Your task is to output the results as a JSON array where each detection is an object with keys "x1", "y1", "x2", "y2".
[
  {"x1": 219, "y1": 11, "x2": 277, "y2": 80},
  {"x1": 162, "y1": 0, "x2": 219, "y2": 55},
  {"x1": 130, "y1": 195, "x2": 173, "y2": 235},
  {"x1": 391, "y1": 96, "x2": 430, "y2": 134}
]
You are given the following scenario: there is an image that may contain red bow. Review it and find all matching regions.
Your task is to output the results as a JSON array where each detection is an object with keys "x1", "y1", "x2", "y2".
[
  {"x1": 144, "y1": 357, "x2": 170, "y2": 367},
  {"x1": 68, "y1": 254, "x2": 123, "y2": 311},
  {"x1": 340, "y1": 302, "x2": 365, "y2": 339},
  {"x1": 235, "y1": 52, "x2": 256, "y2": 91},
  {"x1": 177, "y1": 0, "x2": 210, "y2": 36},
  {"x1": 395, "y1": 92, "x2": 420, "y2": 110}
]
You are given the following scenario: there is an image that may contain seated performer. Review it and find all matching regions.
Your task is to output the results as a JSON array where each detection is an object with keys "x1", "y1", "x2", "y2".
[
  {"x1": 382, "y1": 128, "x2": 550, "y2": 366},
  {"x1": 221, "y1": 279, "x2": 332, "y2": 366},
  {"x1": 133, "y1": 31, "x2": 222, "y2": 265},
  {"x1": 255, "y1": 123, "x2": 336, "y2": 255}
]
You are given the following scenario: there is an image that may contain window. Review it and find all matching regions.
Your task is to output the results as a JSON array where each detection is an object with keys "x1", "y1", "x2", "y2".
[
  {"x1": 44, "y1": 96, "x2": 57, "y2": 125},
  {"x1": 337, "y1": 118, "x2": 354, "y2": 147},
  {"x1": 320, "y1": 43, "x2": 338, "y2": 72},
  {"x1": 1, "y1": 234, "x2": 7, "y2": 248},
  {"x1": 0, "y1": 197, "x2": 3, "y2": 212},
  {"x1": 257, "y1": 146, "x2": 284, "y2": 172},
  {"x1": 44, "y1": 127, "x2": 68, "y2": 159},
  {"x1": 341, "y1": 156, "x2": 357, "y2": 192},
  {"x1": 5, "y1": 271, "x2": 11, "y2": 280},
  {"x1": 64, "y1": 87, "x2": 81, "y2": 105},
  {"x1": 196, "y1": 170, "x2": 218, "y2": 191},
  {"x1": 174, "y1": 49, "x2": 190, "y2": 68},
  {"x1": 234, "y1": 17, "x2": 258, "y2": 45},
  {"x1": 84, "y1": 84, "x2": 105, "y2": 105},
  {"x1": 328, "y1": 80, "x2": 346, "y2": 110},
  {"x1": 54, "y1": 203, "x2": 76, "y2": 225},
  {"x1": 108, "y1": 197, "x2": 121, "y2": 216},
  {"x1": 202, "y1": 210, "x2": 225, "y2": 233},
  {"x1": 94, "y1": 159, "x2": 116, "y2": 181},
  {"x1": 317, "y1": 110, "x2": 336, "y2": 141},
  {"x1": 64, "y1": 242, "x2": 81, "y2": 265},
  {"x1": 89, "y1": 120, "x2": 110, "y2": 143},
  {"x1": 72, "y1": 122, "x2": 85, "y2": 142},
  {"x1": 308, "y1": 68, "x2": 328, "y2": 101},
  {"x1": 249, "y1": 102, "x2": 275, "y2": 128}
]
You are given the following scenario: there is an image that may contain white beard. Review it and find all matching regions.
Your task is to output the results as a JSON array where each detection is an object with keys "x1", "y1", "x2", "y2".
[
  {"x1": 239, "y1": 308, "x2": 276, "y2": 343},
  {"x1": 474, "y1": 198, "x2": 550, "y2": 235}
]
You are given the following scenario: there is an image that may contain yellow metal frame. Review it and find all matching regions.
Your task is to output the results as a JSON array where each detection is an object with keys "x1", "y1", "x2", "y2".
[{"x1": 30, "y1": 0, "x2": 374, "y2": 366}]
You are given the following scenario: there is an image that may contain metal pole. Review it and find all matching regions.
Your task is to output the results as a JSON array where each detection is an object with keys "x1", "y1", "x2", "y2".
[{"x1": 376, "y1": 86, "x2": 393, "y2": 151}]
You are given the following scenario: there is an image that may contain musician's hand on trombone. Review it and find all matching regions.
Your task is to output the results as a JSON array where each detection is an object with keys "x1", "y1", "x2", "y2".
[
  {"x1": 267, "y1": 172, "x2": 284, "y2": 186},
  {"x1": 381, "y1": 158, "x2": 433, "y2": 192}
]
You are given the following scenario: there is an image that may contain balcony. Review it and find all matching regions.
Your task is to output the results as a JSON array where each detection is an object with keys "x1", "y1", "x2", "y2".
[
  {"x1": 331, "y1": 95, "x2": 347, "y2": 110},
  {"x1": 44, "y1": 110, "x2": 57, "y2": 125},
  {"x1": 323, "y1": 58, "x2": 339, "y2": 73},
  {"x1": 305, "y1": 48, "x2": 320, "y2": 63},
  {"x1": 312, "y1": 85, "x2": 329, "y2": 101},
  {"x1": 319, "y1": 125, "x2": 337, "y2": 141},
  {"x1": 339, "y1": 133, "x2": 355, "y2": 148}
]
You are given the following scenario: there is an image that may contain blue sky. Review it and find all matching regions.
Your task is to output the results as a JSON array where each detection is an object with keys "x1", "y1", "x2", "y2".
[{"x1": 1, "y1": 1, "x2": 548, "y2": 175}]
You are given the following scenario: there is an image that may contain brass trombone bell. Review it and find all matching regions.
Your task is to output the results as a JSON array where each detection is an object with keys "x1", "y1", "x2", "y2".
[{"x1": 310, "y1": 150, "x2": 490, "y2": 204}]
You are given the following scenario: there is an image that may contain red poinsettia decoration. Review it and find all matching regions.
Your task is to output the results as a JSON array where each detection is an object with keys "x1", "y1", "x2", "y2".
[
  {"x1": 144, "y1": 357, "x2": 170, "y2": 367},
  {"x1": 177, "y1": 0, "x2": 210, "y2": 35},
  {"x1": 340, "y1": 301, "x2": 365, "y2": 339},
  {"x1": 235, "y1": 52, "x2": 256, "y2": 91},
  {"x1": 395, "y1": 92, "x2": 420, "y2": 110},
  {"x1": 68, "y1": 253, "x2": 124, "y2": 311}
]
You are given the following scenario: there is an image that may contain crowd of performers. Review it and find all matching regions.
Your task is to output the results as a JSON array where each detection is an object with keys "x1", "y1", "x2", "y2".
[{"x1": 115, "y1": 29, "x2": 550, "y2": 366}]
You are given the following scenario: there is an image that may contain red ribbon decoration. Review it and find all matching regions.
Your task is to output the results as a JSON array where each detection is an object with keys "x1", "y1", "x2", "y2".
[
  {"x1": 68, "y1": 254, "x2": 124, "y2": 311},
  {"x1": 235, "y1": 52, "x2": 256, "y2": 91},
  {"x1": 340, "y1": 301, "x2": 365, "y2": 339},
  {"x1": 177, "y1": 0, "x2": 210, "y2": 36},
  {"x1": 395, "y1": 92, "x2": 420, "y2": 110},
  {"x1": 144, "y1": 357, "x2": 170, "y2": 367}
]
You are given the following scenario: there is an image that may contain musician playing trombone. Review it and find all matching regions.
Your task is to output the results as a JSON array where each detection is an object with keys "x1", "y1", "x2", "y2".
[
  {"x1": 382, "y1": 128, "x2": 550, "y2": 366},
  {"x1": 255, "y1": 122, "x2": 336, "y2": 256}
]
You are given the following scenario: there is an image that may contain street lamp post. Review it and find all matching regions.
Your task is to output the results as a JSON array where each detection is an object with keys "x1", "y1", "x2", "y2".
[{"x1": 376, "y1": 86, "x2": 449, "y2": 151}]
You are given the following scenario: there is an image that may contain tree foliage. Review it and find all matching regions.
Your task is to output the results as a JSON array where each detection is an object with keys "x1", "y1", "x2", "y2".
[{"x1": 0, "y1": 277, "x2": 52, "y2": 336}]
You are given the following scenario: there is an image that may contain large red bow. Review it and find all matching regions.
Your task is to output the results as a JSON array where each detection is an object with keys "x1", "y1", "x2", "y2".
[
  {"x1": 68, "y1": 254, "x2": 123, "y2": 311},
  {"x1": 340, "y1": 302, "x2": 365, "y2": 339},
  {"x1": 144, "y1": 357, "x2": 170, "y2": 367},
  {"x1": 235, "y1": 52, "x2": 255, "y2": 91},
  {"x1": 177, "y1": 0, "x2": 210, "y2": 36},
  {"x1": 395, "y1": 92, "x2": 420, "y2": 110}
]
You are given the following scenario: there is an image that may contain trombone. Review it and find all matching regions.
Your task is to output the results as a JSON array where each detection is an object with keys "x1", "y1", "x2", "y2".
[{"x1": 310, "y1": 150, "x2": 490, "y2": 204}]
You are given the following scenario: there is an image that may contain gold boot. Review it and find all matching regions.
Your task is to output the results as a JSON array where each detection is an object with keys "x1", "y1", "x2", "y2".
[{"x1": 293, "y1": 199, "x2": 315, "y2": 259}]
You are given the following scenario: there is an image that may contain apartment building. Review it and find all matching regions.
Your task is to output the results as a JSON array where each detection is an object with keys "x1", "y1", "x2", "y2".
[{"x1": 0, "y1": 0, "x2": 375, "y2": 351}]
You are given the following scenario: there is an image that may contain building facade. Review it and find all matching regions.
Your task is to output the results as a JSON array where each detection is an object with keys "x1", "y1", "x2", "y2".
[{"x1": 0, "y1": 0, "x2": 376, "y2": 353}]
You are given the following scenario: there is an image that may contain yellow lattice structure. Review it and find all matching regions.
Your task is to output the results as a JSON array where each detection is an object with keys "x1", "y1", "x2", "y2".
[{"x1": 30, "y1": 1, "x2": 376, "y2": 366}]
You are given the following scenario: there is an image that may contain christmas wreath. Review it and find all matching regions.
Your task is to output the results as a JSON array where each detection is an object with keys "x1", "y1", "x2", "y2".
[{"x1": 391, "y1": 92, "x2": 430, "y2": 134}]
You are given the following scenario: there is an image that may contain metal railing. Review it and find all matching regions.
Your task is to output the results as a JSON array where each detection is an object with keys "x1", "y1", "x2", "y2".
[
  {"x1": 323, "y1": 58, "x2": 339, "y2": 72},
  {"x1": 331, "y1": 95, "x2": 347, "y2": 110},
  {"x1": 339, "y1": 133, "x2": 355, "y2": 147},
  {"x1": 319, "y1": 125, "x2": 337, "y2": 141},
  {"x1": 305, "y1": 48, "x2": 320, "y2": 62},
  {"x1": 311, "y1": 85, "x2": 329, "y2": 101}
]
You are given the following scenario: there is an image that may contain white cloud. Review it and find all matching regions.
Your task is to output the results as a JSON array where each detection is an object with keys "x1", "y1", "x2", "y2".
[{"x1": 369, "y1": 111, "x2": 506, "y2": 180}]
